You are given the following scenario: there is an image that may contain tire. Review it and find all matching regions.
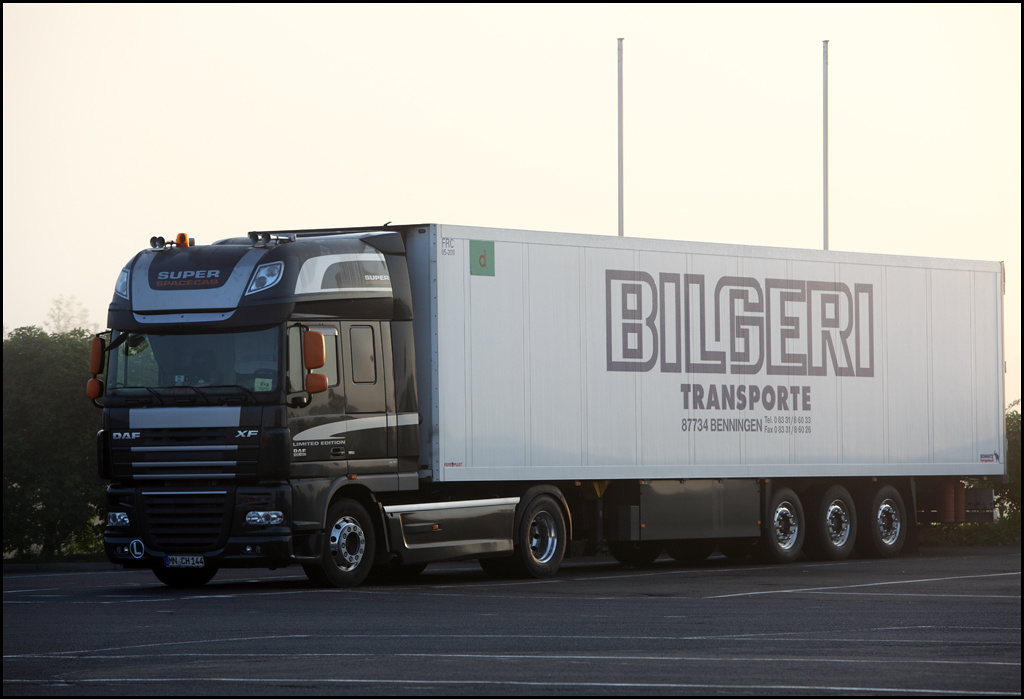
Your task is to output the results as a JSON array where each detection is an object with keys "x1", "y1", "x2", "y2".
[
  {"x1": 514, "y1": 495, "x2": 567, "y2": 578},
  {"x1": 856, "y1": 485, "x2": 907, "y2": 559},
  {"x1": 302, "y1": 563, "x2": 330, "y2": 587},
  {"x1": 318, "y1": 499, "x2": 377, "y2": 587},
  {"x1": 759, "y1": 487, "x2": 805, "y2": 564},
  {"x1": 804, "y1": 485, "x2": 857, "y2": 561},
  {"x1": 608, "y1": 540, "x2": 663, "y2": 567},
  {"x1": 665, "y1": 539, "x2": 715, "y2": 564},
  {"x1": 152, "y1": 565, "x2": 217, "y2": 588}
]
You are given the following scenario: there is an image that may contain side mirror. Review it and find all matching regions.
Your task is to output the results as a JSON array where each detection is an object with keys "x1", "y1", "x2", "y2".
[
  {"x1": 303, "y1": 330, "x2": 325, "y2": 370},
  {"x1": 89, "y1": 336, "x2": 106, "y2": 375},
  {"x1": 305, "y1": 373, "x2": 328, "y2": 395},
  {"x1": 86, "y1": 378, "x2": 104, "y2": 400}
]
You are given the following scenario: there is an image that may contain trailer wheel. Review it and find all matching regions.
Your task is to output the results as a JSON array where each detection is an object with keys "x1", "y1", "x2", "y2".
[
  {"x1": 515, "y1": 495, "x2": 566, "y2": 578},
  {"x1": 804, "y1": 485, "x2": 857, "y2": 561},
  {"x1": 759, "y1": 487, "x2": 805, "y2": 564},
  {"x1": 856, "y1": 485, "x2": 907, "y2": 559},
  {"x1": 666, "y1": 539, "x2": 715, "y2": 564},
  {"x1": 319, "y1": 499, "x2": 376, "y2": 587},
  {"x1": 608, "y1": 540, "x2": 663, "y2": 567},
  {"x1": 152, "y1": 565, "x2": 217, "y2": 588}
]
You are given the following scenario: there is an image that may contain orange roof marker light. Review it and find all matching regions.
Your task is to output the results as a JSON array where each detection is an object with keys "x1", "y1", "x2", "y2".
[{"x1": 149, "y1": 234, "x2": 195, "y2": 249}]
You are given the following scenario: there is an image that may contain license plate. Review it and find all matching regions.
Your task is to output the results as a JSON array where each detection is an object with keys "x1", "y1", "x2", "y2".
[{"x1": 165, "y1": 555, "x2": 205, "y2": 568}]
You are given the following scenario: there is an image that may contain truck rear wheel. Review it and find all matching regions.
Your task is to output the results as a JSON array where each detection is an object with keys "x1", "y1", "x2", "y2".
[
  {"x1": 804, "y1": 485, "x2": 857, "y2": 561},
  {"x1": 856, "y1": 485, "x2": 907, "y2": 559},
  {"x1": 319, "y1": 499, "x2": 376, "y2": 587},
  {"x1": 515, "y1": 495, "x2": 566, "y2": 578},
  {"x1": 153, "y1": 565, "x2": 217, "y2": 588},
  {"x1": 759, "y1": 487, "x2": 805, "y2": 564}
]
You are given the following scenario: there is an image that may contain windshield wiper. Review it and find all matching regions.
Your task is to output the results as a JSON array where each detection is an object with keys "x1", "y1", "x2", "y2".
[
  {"x1": 192, "y1": 384, "x2": 259, "y2": 405},
  {"x1": 116, "y1": 387, "x2": 167, "y2": 406}
]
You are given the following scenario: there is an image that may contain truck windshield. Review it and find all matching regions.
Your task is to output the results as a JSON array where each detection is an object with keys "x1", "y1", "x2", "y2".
[{"x1": 106, "y1": 327, "x2": 280, "y2": 398}]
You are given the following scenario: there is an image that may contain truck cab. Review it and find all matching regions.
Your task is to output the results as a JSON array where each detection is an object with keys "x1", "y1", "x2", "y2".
[{"x1": 93, "y1": 228, "x2": 430, "y2": 586}]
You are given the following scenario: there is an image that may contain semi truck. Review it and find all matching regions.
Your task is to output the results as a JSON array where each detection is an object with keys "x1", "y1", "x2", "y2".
[{"x1": 88, "y1": 223, "x2": 1006, "y2": 587}]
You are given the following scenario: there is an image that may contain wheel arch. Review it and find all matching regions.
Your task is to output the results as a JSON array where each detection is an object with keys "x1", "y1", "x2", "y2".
[{"x1": 318, "y1": 481, "x2": 387, "y2": 562}]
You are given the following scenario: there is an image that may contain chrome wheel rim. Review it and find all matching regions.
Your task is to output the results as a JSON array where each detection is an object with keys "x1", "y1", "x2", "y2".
[
  {"x1": 825, "y1": 499, "x2": 851, "y2": 547},
  {"x1": 329, "y1": 516, "x2": 366, "y2": 571},
  {"x1": 529, "y1": 511, "x2": 558, "y2": 564},
  {"x1": 876, "y1": 499, "x2": 901, "y2": 546},
  {"x1": 773, "y1": 502, "x2": 799, "y2": 550}
]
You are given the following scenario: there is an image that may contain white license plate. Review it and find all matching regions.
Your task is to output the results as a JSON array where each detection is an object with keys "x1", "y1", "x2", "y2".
[{"x1": 165, "y1": 555, "x2": 205, "y2": 568}]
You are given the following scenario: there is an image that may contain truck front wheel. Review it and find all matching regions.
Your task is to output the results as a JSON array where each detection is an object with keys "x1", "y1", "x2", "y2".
[{"x1": 318, "y1": 499, "x2": 376, "y2": 587}]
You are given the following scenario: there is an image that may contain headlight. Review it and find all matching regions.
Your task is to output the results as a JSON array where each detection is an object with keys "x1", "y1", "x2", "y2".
[
  {"x1": 246, "y1": 510, "x2": 284, "y2": 526},
  {"x1": 246, "y1": 262, "x2": 284, "y2": 295},
  {"x1": 108, "y1": 512, "x2": 130, "y2": 527},
  {"x1": 115, "y1": 268, "x2": 130, "y2": 299}
]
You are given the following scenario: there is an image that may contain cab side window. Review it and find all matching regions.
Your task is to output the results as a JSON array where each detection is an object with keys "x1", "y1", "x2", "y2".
[
  {"x1": 349, "y1": 325, "x2": 377, "y2": 384},
  {"x1": 287, "y1": 325, "x2": 340, "y2": 392}
]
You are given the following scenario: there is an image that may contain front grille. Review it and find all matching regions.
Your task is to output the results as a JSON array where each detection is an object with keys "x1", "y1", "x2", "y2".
[
  {"x1": 142, "y1": 491, "x2": 229, "y2": 552},
  {"x1": 112, "y1": 427, "x2": 260, "y2": 482}
]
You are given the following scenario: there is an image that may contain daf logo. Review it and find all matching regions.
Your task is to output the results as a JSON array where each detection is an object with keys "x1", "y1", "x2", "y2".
[
  {"x1": 113, "y1": 432, "x2": 141, "y2": 440},
  {"x1": 129, "y1": 539, "x2": 146, "y2": 559},
  {"x1": 237, "y1": 430, "x2": 259, "y2": 438}
]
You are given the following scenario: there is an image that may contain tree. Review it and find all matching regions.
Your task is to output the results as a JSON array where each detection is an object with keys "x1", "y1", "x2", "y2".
[
  {"x1": 3, "y1": 326, "x2": 104, "y2": 558},
  {"x1": 998, "y1": 400, "x2": 1021, "y2": 525},
  {"x1": 46, "y1": 294, "x2": 94, "y2": 334}
]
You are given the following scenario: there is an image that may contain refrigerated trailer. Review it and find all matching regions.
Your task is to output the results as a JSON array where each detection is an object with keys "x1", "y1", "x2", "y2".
[{"x1": 88, "y1": 224, "x2": 1006, "y2": 587}]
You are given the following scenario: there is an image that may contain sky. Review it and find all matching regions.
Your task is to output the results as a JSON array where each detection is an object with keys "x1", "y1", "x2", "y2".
[{"x1": 3, "y1": 3, "x2": 1020, "y2": 405}]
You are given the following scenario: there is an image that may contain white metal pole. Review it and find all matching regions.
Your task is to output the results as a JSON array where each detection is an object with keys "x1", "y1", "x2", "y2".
[
  {"x1": 618, "y1": 38, "x2": 624, "y2": 237},
  {"x1": 823, "y1": 40, "x2": 829, "y2": 251}
]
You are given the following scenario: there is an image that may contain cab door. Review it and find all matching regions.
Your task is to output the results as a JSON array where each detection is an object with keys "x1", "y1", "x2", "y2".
[
  {"x1": 340, "y1": 322, "x2": 395, "y2": 485},
  {"x1": 286, "y1": 323, "x2": 345, "y2": 467}
]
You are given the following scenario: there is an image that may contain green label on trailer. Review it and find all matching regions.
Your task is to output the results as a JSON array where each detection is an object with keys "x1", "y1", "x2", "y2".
[{"x1": 470, "y1": 240, "x2": 494, "y2": 277}]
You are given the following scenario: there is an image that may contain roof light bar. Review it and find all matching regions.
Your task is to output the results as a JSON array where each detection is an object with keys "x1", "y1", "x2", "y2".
[
  {"x1": 247, "y1": 231, "x2": 297, "y2": 247},
  {"x1": 149, "y1": 234, "x2": 196, "y2": 249}
]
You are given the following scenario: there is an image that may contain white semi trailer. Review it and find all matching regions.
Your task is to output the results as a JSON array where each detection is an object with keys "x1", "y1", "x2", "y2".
[{"x1": 89, "y1": 224, "x2": 1006, "y2": 587}]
